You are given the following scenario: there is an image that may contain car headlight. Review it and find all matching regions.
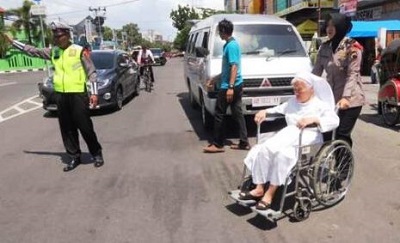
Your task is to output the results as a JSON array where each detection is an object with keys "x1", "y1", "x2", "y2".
[{"x1": 97, "y1": 78, "x2": 111, "y2": 89}]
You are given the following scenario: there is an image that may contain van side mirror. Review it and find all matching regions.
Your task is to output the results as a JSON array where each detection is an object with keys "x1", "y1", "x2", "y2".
[{"x1": 195, "y1": 47, "x2": 209, "y2": 58}]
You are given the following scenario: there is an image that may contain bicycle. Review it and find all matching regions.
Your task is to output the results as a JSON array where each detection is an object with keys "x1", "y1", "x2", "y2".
[{"x1": 141, "y1": 64, "x2": 153, "y2": 92}]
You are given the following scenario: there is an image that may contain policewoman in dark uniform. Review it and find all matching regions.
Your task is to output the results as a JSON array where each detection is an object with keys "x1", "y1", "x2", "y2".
[{"x1": 4, "y1": 22, "x2": 104, "y2": 171}]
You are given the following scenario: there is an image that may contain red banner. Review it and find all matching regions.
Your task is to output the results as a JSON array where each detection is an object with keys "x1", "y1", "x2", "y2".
[{"x1": 339, "y1": 0, "x2": 358, "y2": 16}]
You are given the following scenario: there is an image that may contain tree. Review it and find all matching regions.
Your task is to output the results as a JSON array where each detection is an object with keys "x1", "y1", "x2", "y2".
[
  {"x1": 102, "y1": 26, "x2": 113, "y2": 41},
  {"x1": 8, "y1": 0, "x2": 43, "y2": 45},
  {"x1": 170, "y1": 5, "x2": 199, "y2": 31},
  {"x1": 173, "y1": 25, "x2": 190, "y2": 51},
  {"x1": 121, "y1": 23, "x2": 142, "y2": 48},
  {"x1": 170, "y1": 5, "x2": 228, "y2": 51}
]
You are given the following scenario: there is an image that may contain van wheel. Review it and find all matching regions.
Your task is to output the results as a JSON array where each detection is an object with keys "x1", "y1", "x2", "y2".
[
  {"x1": 200, "y1": 95, "x2": 213, "y2": 130},
  {"x1": 188, "y1": 84, "x2": 199, "y2": 109}
]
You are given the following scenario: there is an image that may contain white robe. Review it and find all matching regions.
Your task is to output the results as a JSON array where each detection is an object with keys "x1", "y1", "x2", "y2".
[{"x1": 244, "y1": 96, "x2": 339, "y2": 186}]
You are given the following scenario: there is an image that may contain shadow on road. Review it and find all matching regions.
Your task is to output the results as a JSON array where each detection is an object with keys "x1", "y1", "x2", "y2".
[
  {"x1": 176, "y1": 92, "x2": 286, "y2": 144},
  {"x1": 23, "y1": 150, "x2": 94, "y2": 165},
  {"x1": 358, "y1": 104, "x2": 400, "y2": 132},
  {"x1": 41, "y1": 93, "x2": 139, "y2": 118}
]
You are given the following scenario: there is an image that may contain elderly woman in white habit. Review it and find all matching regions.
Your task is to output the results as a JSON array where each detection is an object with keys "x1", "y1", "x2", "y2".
[{"x1": 238, "y1": 72, "x2": 340, "y2": 210}]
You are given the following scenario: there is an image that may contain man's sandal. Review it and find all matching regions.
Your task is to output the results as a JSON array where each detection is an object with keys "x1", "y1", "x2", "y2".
[{"x1": 230, "y1": 143, "x2": 251, "y2": 150}]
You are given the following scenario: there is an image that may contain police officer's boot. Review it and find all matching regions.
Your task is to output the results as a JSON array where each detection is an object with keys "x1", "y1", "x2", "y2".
[
  {"x1": 93, "y1": 152, "x2": 104, "y2": 168},
  {"x1": 63, "y1": 157, "x2": 81, "y2": 172}
]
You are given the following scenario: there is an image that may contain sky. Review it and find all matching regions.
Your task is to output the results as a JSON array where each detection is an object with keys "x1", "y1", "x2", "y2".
[{"x1": 0, "y1": 0, "x2": 224, "y2": 41}]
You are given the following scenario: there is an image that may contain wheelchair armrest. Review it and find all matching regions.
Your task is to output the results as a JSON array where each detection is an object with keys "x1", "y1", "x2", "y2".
[
  {"x1": 303, "y1": 123, "x2": 318, "y2": 129},
  {"x1": 264, "y1": 113, "x2": 285, "y2": 122}
]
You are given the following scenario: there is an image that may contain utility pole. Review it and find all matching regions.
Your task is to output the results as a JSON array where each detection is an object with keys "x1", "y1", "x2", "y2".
[
  {"x1": 31, "y1": 0, "x2": 50, "y2": 76},
  {"x1": 317, "y1": 0, "x2": 322, "y2": 37},
  {"x1": 89, "y1": 6, "x2": 106, "y2": 48}
]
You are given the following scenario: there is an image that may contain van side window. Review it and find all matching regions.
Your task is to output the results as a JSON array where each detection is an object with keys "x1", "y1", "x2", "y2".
[
  {"x1": 202, "y1": 32, "x2": 209, "y2": 49},
  {"x1": 186, "y1": 34, "x2": 194, "y2": 53},
  {"x1": 189, "y1": 33, "x2": 199, "y2": 55}
]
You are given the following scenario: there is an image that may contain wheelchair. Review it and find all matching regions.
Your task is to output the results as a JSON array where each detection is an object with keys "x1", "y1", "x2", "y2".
[{"x1": 229, "y1": 117, "x2": 354, "y2": 222}]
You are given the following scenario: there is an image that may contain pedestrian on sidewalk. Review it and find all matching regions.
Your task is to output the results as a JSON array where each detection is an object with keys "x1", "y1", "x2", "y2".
[
  {"x1": 312, "y1": 13, "x2": 365, "y2": 147},
  {"x1": 203, "y1": 19, "x2": 250, "y2": 153},
  {"x1": 3, "y1": 21, "x2": 104, "y2": 171}
]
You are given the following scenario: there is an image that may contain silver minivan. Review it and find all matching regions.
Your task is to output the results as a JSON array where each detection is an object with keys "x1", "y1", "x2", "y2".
[{"x1": 184, "y1": 14, "x2": 312, "y2": 129}]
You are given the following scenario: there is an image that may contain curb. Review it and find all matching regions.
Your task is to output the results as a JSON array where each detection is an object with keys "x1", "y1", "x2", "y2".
[{"x1": 0, "y1": 68, "x2": 45, "y2": 74}]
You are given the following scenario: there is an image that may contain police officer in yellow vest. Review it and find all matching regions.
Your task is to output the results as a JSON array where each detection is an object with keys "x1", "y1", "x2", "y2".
[{"x1": 4, "y1": 21, "x2": 104, "y2": 172}]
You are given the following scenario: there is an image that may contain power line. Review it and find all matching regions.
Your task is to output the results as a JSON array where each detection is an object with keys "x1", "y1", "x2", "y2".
[{"x1": 42, "y1": 0, "x2": 140, "y2": 17}]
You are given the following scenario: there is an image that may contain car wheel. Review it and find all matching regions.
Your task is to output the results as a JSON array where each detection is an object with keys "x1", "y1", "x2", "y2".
[{"x1": 115, "y1": 87, "x2": 123, "y2": 110}]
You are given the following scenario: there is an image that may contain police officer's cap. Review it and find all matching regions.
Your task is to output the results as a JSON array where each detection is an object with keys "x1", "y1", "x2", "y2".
[{"x1": 50, "y1": 21, "x2": 71, "y2": 37}]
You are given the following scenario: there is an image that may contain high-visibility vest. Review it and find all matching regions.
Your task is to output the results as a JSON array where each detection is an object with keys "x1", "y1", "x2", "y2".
[{"x1": 51, "y1": 44, "x2": 86, "y2": 93}]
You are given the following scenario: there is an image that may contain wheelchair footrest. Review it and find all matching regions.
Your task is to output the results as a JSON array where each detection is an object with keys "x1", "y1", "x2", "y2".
[
  {"x1": 250, "y1": 207, "x2": 282, "y2": 222},
  {"x1": 228, "y1": 190, "x2": 257, "y2": 206},
  {"x1": 229, "y1": 190, "x2": 282, "y2": 221}
]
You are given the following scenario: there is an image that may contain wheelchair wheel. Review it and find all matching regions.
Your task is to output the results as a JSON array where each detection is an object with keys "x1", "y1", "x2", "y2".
[
  {"x1": 312, "y1": 140, "x2": 354, "y2": 207},
  {"x1": 381, "y1": 101, "x2": 400, "y2": 126},
  {"x1": 293, "y1": 199, "x2": 312, "y2": 222}
]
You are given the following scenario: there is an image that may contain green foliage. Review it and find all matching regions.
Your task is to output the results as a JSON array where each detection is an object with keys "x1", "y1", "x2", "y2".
[
  {"x1": 173, "y1": 25, "x2": 190, "y2": 51},
  {"x1": 8, "y1": 1, "x2": 35, "y2": 44},
  {"x1": 170, "y1": 5, "x2": 199, "y2": 31},
  {"x1": 170, "y1": 5, "x2": 228, "y2": 51},
  {"x1": 0, "y1": 33, "x2": 10, "y2": 58},
  {"x1": 121, "y1": 23, "x2": 142, "y2": 47},
  {"x1": 102, "y1": 26, "x2": 113, "y2": 41}
]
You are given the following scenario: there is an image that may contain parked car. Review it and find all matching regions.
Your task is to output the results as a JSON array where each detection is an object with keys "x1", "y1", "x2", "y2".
[
  {"x1": 150, "y1": 48, "x2": 167, "y2": 65},
  {"x1": 38, "y1": 50, "x2": 140, "y2": 112}
]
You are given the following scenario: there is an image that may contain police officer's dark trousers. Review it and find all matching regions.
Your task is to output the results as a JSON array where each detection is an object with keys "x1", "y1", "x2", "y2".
[{"x1": 55, "y1": 92, "x2": 102, "y2": 159}]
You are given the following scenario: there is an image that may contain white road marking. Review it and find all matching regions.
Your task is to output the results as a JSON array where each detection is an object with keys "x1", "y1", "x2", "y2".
[
  {"x1": 0, "y1": 82, "x2": 17, "y2": 87},
  {"x1": 0, "y1": 95, "x2": 43, "y2": 123}
]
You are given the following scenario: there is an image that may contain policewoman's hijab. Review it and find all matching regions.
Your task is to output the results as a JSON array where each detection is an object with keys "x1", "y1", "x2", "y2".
[
  {"x1": 323, "y1": 13, "x2": 353, "y2": 52},
  {"x1": 292, "y1": 72, "x2": 336, "y2": 111}
]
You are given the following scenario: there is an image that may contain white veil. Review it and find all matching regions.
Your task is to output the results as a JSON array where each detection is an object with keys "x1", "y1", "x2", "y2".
[{"x1": 292, "y1": 72, "x2": 335, "y2": 111}]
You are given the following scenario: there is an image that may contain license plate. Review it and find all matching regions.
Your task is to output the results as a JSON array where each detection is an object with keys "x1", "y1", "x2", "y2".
[{"x1": 252, "y1": 96, "x2": 281, "y2": 107}]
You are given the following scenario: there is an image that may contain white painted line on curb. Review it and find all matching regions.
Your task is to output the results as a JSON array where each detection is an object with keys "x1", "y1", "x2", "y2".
[
  {"x1": 0, "y1": 95, "x2": 43, "y2": 124},
  {"x1": 0, "y1": 82, "x2": 17, "y2": 87}
]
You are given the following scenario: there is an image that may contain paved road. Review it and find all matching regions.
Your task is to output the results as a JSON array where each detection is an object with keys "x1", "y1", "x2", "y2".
[{"x1": 0, "y1": 58, "x2": 399, "y2": 243}]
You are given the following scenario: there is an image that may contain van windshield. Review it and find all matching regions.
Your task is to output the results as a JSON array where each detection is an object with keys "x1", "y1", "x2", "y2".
[{"x1": 213, "y1": 24, "x2": 307, "y2": 58}]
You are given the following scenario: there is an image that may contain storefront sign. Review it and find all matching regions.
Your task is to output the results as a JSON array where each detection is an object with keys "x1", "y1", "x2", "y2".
[
  {"x1": 275, "y1": 2, "x2": 308, "y2": 17},
  {"x1": 339, "y1": 0, "x2": 358, "y2": 16},
  {"x1": 275, "y1": 0, "x2": 334, "y2": 17}
]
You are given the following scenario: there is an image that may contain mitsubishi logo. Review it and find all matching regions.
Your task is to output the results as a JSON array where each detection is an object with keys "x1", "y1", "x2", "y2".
[{"x1": 260, "y1": 78, "x2": 271, "y2": 87}]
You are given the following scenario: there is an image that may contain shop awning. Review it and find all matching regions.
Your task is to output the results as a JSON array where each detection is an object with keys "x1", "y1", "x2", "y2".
[
  {"x1": 348, "y1": 20, "x2": 400, "y2": 38},
  {"x1": 296, "y1": 19, "x2": 318, "y2": 36}
]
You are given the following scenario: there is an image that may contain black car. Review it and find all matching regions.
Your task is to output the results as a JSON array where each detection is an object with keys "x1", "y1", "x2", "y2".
[
  {"x1": 150, "y1": 48, "x2": 167, "y2": 66},
  {"x1": 39, "y1": 50, "x2": 140, "y2": 112}
]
